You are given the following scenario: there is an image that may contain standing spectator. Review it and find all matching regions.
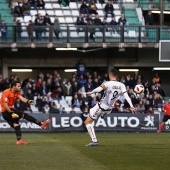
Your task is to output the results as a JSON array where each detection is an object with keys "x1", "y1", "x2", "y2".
[
  {"x1": 27, "y1": 20, "x2": 33, "y2": 39},
  {"x1": 0, "y1": 20, "x2": 8, "y2": 41},
  {"x1": 145, "y1": 11, "x2": 154, "y2": 25},
  {"x1": 34, "y1": 13, "x2": 44, "y2": 40},
  {"x1": 16, "y1": 20, "x2": 22, "y2": 41},
  {"x1": 153, "y1": 73, "x2": 161, "y2": 83},
  {"x1": 76, "y1": 59, "x2": 87, "y2": 76},
  {"x1": 88, "y1": 20, "x2": 95, "y2": 42},
  {"x1": 104, "y1": 0, "x2": 114, "y2": 19},
  {"x1": 53, "y1": 16, "x2": 61, "y2": 40},
  {"x1": 37, "y1": 0, "x2": 45, "y2": 9},
  {"x1": 29, "y1": 0, "x2": 37, "y2": 9},
  {"x1": 22, "y1": 0, "x2": 31, "y2": 16},
  {"x1": 80, "y1": 1, "x2": 88, "y2": 16},
  {"x1": 43, "y1": 13, "x2": 52, "y2": 26},
  {"x1": 11, "y1": 0, "x2": 18, "y2": 14},
  {"x1": 88, "y1": 0, "x2": 98, "y2": 15}
]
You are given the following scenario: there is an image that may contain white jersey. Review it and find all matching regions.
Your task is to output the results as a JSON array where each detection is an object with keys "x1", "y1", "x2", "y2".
[{"x1": 99, "y1": 81, "x2": 126, "y2": 110}]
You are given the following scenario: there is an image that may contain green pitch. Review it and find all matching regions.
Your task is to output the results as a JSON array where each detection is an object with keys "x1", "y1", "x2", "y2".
[{"x1": 0, "y1": 133, "x2": 170, "y2": 170}]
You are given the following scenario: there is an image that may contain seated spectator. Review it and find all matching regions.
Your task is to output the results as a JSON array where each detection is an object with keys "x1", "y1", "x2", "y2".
[
  {"x1": 11, "y1": 0, "x2": 18, "y2": 14},
  {"x1": 118, "y1": 13, "x2": 129, "y2": 32},
  {"x1": 155, "y1": 83, "x2": 165, "y2": 97},
  {"x1": 51, "y1": 87, "x2": 62, "y2": 100},
  {"x1": 70, "y1": 107, "x2": 76, "y2": 114},
  {"x1": 90, "y1": 97, "x2": 97, "y2": 107},
  {"x1": 88, "y1": 0, "x2": 98, "y2": 15},
  {"x1": 85, "y1": 79, "x2": 94, "y2": 92},
  {"x1": 76, "y1": 13, "x2": 85, "y2": 32},
  {"x1": 62, "y1": 81, "x2": 72, "y2": 96},
  {"x1": 16, "y1": 20, "x2": 22, "y2": 40},
  {"x1": 22, "y1": 0, "x2": 31, "y2": 16},
  {"x1": 37, "y1": 0, "x2": 45, "y2": 9},
  {"x1": 80, "y1": 1, "x2": 88, "y2": 16},
  {"x1": 50, "y1": 105, "x2": 60, "y2": 113},
  {"x1": 14, "y1": 99, "x2": 25, "y2": 111},
  {"x1": 93, "y1": 14, "x2": 102, "y2": 29},
  {"x1": 53, "y1": 16, "x2": 61, "y2": 40},
  {"x1": 60, "y1": 107, "x2": 67, "y2": 114},
  {"x1": 154, "y1": 93, "x2": 163, "y2": 109},
  {"x1": 78, "y1": 75, "x2": 87, "y2": 87},
  {"x1": 0, "y1": 20, "x2": 8, "y2": 41},
  {"x1": 85, "y1": 14, "x2": 93, "y2": 24},
  {"x1": 72, "y1": 94, "x2": 81, "y2": 108},
  {"x1": 13, "y1": 5, "x2": 23, "y2": 17},
  {"x1": 136, "y1": 101, "x2": 145, "y2": 113},
  {"x1": 146, "y1": 107, "x2": 154, "y2": 114},
  {"x1": 36, "y1": 95, "x2": 42, "y2": 111},
  {"x1": 145, "y1": 100, "x2": 151, "y2": 113},
  {"x1": 26, "y1": 89, "x2": 34, "y2": 100},
  {"x1": 60, "y1": 0, "x2": 69, "y2": 7},
  {"x1": 29, "y1": 0, "x2": 37, "y2": 9},
  {"x1": 110, "y1": 17, "x2": 118, "y2": 33},
  {"x1": 102, "y1": 18, "x2": 108, "y2": 27},
  {"x1": 76, "y1": 13, "x2": 85, "y2": 26},
  {"x1": 42, "y1": 104, "x2": 50, "y2": 113},
  {"x1": 43, "y1": 13, "x2": 52, "y2": 26},
  {"x1": 3, "y1": 78, "x2": 10, "y2": 90},
  {"x1": 145, "y1": 11, "x2": 154, "y2": 25},
  {"x1": 40, "y1": 80, "x2": 48, "y2": 96},
  {"x1": 104, "y1": 0, "x2": 114, "y2": 19}
]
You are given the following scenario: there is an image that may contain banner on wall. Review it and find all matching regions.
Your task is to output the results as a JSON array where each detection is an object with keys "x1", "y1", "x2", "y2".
[{"x1": 0, "y1": 113, "x2": 159, "y2": 132}]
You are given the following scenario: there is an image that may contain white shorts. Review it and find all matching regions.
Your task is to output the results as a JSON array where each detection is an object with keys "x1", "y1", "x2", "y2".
[{"x1": 89, "y1": 104, "x2": 112, "y2": 120}]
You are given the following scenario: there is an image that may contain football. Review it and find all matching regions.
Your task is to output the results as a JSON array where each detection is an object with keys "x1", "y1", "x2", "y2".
[{"x1": 134, "y1": 84, "x2": 145, "y2": 94}]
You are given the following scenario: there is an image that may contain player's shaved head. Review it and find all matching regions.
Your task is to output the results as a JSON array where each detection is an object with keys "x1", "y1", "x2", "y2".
[{"x1": 109, "y1": 68, "x2": 118, "y2": 78}]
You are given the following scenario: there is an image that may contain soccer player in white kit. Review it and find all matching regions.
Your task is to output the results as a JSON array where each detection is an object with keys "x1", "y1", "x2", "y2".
[{"x1": 85, "y1": 69, "x2": 136, "y2": 146}]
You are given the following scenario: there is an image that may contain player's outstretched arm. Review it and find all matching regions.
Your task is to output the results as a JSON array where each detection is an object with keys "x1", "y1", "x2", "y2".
[
  {"x1": 123, "y1": 92, "x2": 136, "y2": 114},
  {"x1": 86, "y1": 86, "x2": 103, "y2": 95},
  {"x1": 19, "y1": 96, "x2": 34, "y2": 105}
]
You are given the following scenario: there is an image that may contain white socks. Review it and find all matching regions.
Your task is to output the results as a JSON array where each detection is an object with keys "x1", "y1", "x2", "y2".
[{"x1": 86, "y1": 124, "x2": 97, "y2": 142}]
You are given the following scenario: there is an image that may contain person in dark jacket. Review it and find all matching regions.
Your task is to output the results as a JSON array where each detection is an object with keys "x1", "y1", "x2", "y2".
[
  {"x1": 16, "y1": 20, "x2": 22, "y2": 40},
  {"x1": 110, "y1": 17, "x2": 118, "y2": 33},
  {"x1": 104, "y1": 0, "x2": 114, "y2": 18},
  {"x1": 37, "y1": 0, "x2": 45, "y2": 9},
  {"x1": 0, "y1": 20, "x2": 8, "y2": 40},
  {"x1": 80, "y1": 1, "x2": 88, "y2": 16},
  {"x1": 145, "y1": 11, "x2": 154, "y2": 25},
  {"x1": 14, "y1": 5, "x2": 23, "y2": 17},
  {"x1": 53, "y1": 15, "x2": 61, "y2": 40},
  {"x1": 43, "y1": 13, "x2": 52, "y2": 26}
]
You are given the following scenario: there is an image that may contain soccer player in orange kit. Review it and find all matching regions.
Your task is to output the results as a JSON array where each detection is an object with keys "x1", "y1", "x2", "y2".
[{"x1": 1, "y1": 81, "x2": 50, "y2": 145}]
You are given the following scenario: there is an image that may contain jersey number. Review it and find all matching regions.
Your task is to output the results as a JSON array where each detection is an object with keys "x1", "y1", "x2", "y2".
[{"x1": 111, "y1": 91, "x2": 118, "y2": 100}]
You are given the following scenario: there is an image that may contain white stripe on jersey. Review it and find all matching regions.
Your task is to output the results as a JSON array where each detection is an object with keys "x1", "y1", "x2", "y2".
[{"x1": 99, "y1": 80, "x2": 126, "y2": 110}]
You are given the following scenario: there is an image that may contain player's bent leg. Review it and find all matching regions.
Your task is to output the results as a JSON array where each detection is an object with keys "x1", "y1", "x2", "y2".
[{"x1": 84, "y1": 116, "x2": 99, "y2": 147}]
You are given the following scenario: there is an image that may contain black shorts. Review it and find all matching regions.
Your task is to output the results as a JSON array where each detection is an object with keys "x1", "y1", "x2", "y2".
[
  {"x1": 163, "y1": 115, "x2": 170, "y2": 122},
  {"x1": 2, "y1": 108, "x2": 24, "y2": 128}
]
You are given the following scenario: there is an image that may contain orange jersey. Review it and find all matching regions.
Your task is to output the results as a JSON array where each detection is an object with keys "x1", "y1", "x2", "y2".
[
  {"x1": 1, "y1": 88, "x2": 21, "y2": 112},
  {"x1": 163, "y1": 103, "x2": 170, "y2": 116}
]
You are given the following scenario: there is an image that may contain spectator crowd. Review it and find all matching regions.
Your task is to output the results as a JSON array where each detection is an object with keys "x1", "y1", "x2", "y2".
[{"x1": 0, "y1": 60, "x2": 166, "y2": 115}]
